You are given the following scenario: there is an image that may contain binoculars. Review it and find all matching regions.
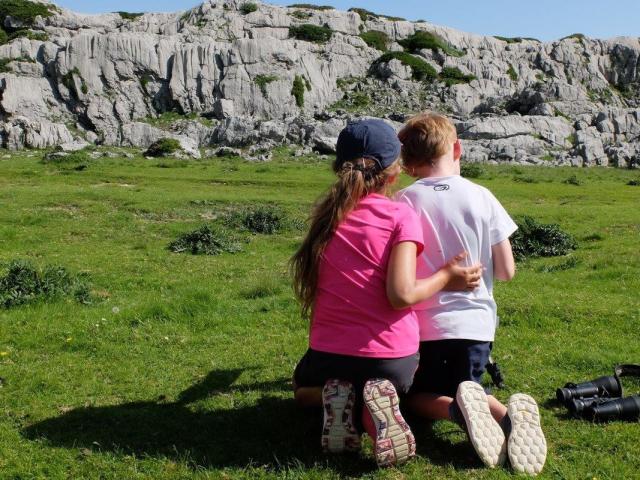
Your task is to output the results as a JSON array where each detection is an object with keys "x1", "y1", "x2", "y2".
[{"x1": 556, "y1": 366, "x2": 640, "y2": 422}]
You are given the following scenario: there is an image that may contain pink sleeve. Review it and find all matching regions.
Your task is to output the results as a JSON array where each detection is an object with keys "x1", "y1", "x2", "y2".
[{"x1": 393, "y1": 205, "x2": 425, "y2": 256}]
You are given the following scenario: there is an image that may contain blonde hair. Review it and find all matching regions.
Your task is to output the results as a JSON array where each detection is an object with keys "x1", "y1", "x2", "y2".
[
  {"x1": 290, "y1": 158, "x2": 400, "y2": 318},
  {"x1": 398, "y1": 112, "x2": 457, "y2": 169}
]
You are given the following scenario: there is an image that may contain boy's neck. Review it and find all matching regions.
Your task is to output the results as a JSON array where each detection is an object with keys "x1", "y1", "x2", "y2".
[{"x1": 414, "y1": 156, "x2": 459, "y2": 179}]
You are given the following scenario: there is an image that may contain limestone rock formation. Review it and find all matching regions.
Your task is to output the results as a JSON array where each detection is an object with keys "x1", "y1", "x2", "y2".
[{"x1": 0, "y1": 0, "x2": 638, "y2": 166}]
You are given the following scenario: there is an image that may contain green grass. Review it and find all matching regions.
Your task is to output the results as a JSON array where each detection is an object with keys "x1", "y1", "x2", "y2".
[{"x1": 0, "y1": 153, "x2": 639, "y2": 478}]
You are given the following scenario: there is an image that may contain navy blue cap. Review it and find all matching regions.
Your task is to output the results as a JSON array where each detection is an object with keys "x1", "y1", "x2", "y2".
[{"x1": 336, "y1": 119, "x2": 401, "y2": 171}]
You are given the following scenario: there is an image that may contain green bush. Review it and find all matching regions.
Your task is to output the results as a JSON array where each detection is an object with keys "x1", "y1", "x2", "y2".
[
  {"x1": 507, "y1": 64, "x2": 518, "y2": 82},
  {"x1": 348, "y1": 8, "x2": 405, "y2": 22},
  {"x1": 439, "y1": 66, "x2": 476, "y2": 86},
  {"x1": 494, "y1": 36, "x2": 541, "y2": 43},
  {"x1": 460, "y1": 162, "x2": 484, "y2": 179},
  {"x1": 289, "y1": 4, "x2": 334, "y2": 10},
  {"x1": 291, "y1": 75, "x2": 305, "y2": 107},
  {"x1": 144, "y1": 138, "x2": 181, "y2": 157},
  {"x1": 0, "y1": 58, "x2": 12, "y2": 73},
  {"x1": 169, "y1": 225, "x2": 242, "y2": 255},
  {"x1": 399, "y1": 31, "x2": 464, "y2": 57},
  {"x1": 254, "y1": 74, "x2": 278, "y2": 97},
  {"x1": 627, "y1": 179, "x2": 640, "y2": 186},
  {"x1": 116, "y1": 11, "x2": 144, "y2": 21},
  {"x1": 372, "y1": 51, "x2": 437, "y2": 82},
  {"x1": 239, "y1": 3, "x2": 258, "y2": 15},
  {"x1": 0, "y1": 0, "x2": 54, "y2": 28},
  {"x1": 290, "y1": 10, "x2": 311, "y2": 19},
  {"x1": 359, "y1": 30, "x2": 389, "y2": 51},
  {"x1": 563, "y1": 174, "x2": 583, "y2": 186},
  {"x1": 0, "y1": 260, "x2": 91, "y2": 308},
  {"x1": 241, "y1": 206, "x2": 284, "y2": 234},
  {"x1": 511, "y1": 216, "x2": 577, "y2": 260},
  {"x1": 0, "y1": 27, "x2": 8, "y2": 45},
  {"x1": 8, "y1": 29, "x2": 47, "y2": 41},
  {"x1": 289, "y1": 24, "x2": 333, "y2": 43}
]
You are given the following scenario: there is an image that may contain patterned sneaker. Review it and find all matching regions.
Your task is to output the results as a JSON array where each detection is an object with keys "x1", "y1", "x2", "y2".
[
  {"x1": 507, "y1": 393, "x2": 547, "y2": 475},
  {"x1": 456, "y1": 381, "x2": 507, "y2": 468},
  {"x1": 363, "y1": 379, "x2": 416, "y2": 467},
  {"x1": 321, "y1": 379, "x2": 361, "y2": 453}
]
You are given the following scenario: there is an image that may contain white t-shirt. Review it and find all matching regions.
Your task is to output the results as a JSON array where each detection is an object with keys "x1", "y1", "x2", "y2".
[{"x1": 396, "y1": 175, "x2": 517, "y2": 342}]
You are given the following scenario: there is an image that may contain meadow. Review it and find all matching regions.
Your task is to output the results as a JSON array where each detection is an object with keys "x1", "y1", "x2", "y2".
[{"x1": 0, "y1": 148, "x2": 639, "y2": 479}]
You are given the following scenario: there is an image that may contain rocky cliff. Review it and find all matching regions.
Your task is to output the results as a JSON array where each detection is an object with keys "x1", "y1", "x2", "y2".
[{"x1": 1, "y1": 0, "x2": 639, "y2": 166}]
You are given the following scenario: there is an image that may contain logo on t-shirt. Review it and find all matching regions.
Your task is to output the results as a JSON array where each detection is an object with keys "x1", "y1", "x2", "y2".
[{"x1": 433, "y1": 184, "x2": 450, "y2": 191}]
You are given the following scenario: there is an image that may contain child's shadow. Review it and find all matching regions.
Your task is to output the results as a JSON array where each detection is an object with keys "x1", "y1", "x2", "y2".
[{"x1": 21, "y1": 368, "x2": 374, "y2": 475}]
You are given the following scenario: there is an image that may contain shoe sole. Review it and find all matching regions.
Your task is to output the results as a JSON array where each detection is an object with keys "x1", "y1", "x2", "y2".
[
  {"x1": 321, "y1": 380, "x2": 361, "y2": 453},
  {"x1": 456, "y1": 381, "x2": 507, "y2": 468},
  {"x1": 363, "y1": 379, "x2": 416, "y2": 467},
  {"x1": 507, "y1": 393, "x2": 547, "y2": 475}
]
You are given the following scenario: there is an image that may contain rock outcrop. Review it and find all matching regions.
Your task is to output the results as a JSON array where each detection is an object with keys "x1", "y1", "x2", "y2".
[{"x1": 0, "y1": 0, "x2": 639, "y2": 166}]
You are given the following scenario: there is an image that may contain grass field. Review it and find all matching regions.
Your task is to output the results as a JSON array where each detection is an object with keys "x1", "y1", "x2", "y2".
[{"x1": 0, "y1": 148, "x2": 639, "y2": 479}]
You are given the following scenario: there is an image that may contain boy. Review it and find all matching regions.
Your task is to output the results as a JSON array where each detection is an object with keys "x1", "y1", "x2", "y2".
[{"x1": 396, "y1": 113, "x2": 546, "y2": 475}]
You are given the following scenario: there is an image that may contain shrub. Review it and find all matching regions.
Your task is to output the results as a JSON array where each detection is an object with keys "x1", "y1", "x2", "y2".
[
  {"x1": 507, "y1": 64, "x2": 518, "y2": 82},
  {"x1": 0, "y1": 260, "x2": 91, "y2": 308},
  {"x1": 241, "y1": 206, "x2": 284, "y2": 234},
  {"x1": 359, "y1": 30, "x2": 389, "y2": 51},
  {"x1": 440, "y1": 66, "x2": 476, "y2": 86},
  {"x1": 239, "y1": 3, "x2": 258, "y2": 15},
  {"x1": 0, "y1": 27, "x2": 8, "y2": 45},
  {"x1": 289, "y1": 4, "x2": 334, "y2": 10},
  {"x1": 42, "y1": 149, "x2": 91, "y2": 167},
  {"x1": 289, "y1": 23, "x2": 333, "y2": 43},
  {"x1": 116, "y1": 11, "x2": 143, "y2": 20},
  {"x1": 254, "y1": 74, "x2": 278, "y2": 97},
  {"x1": 0, "y1": 58, "x2": 11, "y2": 73},
  {"x1": 0, "y1": 0, "x2": 54, "y2": 28},
  {"x1": 561, "y1": 33, "x2": 585, "y2": 41},
  {"x1": 291, "y1": 75, "x2": 305, "y2": 107},
  {"x1": 399, "y1": 31, "x2": 464, "y2": 57},
  {"x1": 8, "y1": 29, "x2": 47, "y2": 41},
  {"x1": 511, "y1": 216, "x2": 577, "y2": 260},
  {"x1": 169, "y1": 225, "x2": 242, "y2": 255},
  {"x1": 330, "y1": 91, "x2": 370, "y2": 112},
  {"x1": 372, "y1": 51, "x2": 437, "y2": 82},
  {"x1": 563, "y1": 174, "x2": 583, "y2": 186},
  {"x1": 627, "y1": 179, "x2": 640, "y2": 186},
  {"x1": 144, "y1": 138, "x2": 181, "y2": 157},
  {"x1": 494, "y1": 36, "x2": 541, "y2": 43},
  {"x1": 290, "y1": 10, "x2": 311, "y2": 19},
  {"x1": 460, "y1": 162, "x2": 484, "y2": 179},
  {"x1": 348, "y1": 8, "x2": 404, "y2": 22}
]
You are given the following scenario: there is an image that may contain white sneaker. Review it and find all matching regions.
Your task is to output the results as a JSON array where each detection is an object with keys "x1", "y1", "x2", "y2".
[
  {"x1": 507, "y1": 393, "x2": 547, "y2": 475},
  {"x1": 321, "y1": 379, "x2": 361, "y2": 453},
  {"x1": 456, "y1": 381, "x2": 507, "y2": 468}
]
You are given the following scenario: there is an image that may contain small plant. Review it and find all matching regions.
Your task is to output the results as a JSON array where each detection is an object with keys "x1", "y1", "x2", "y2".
[
  {"x1": 494, "y1": 36, "x2": 540, "y2": 43},
  {"x1": 291, "y1": 75, "x2": 305, "y2": 107},
  {"x1": 254, "y1": 74, "x2": 278, "y2": 97},
  {"x1": 359, "y1": 30, "x2": 390, "y2": 51},
  {"x1": 507, "y1": 64, "x2": 518, "y2": 82},
  {"x1": 0, "y1": 58, "x2": 12, "y2": 73},
  {"x1": 289, "y1": 24, "x2": 333, "y2": 43},
  {"x1": 0, "y1": 260, "x2": 91, "y2": 308},
  {"x1": 144, "y1": 138, "x2": 181, "y2": 157},
  {"x1": 460, "y1": 162, "x2": 484, "y2": 179},
  {"x1": 0, "y1": 27, "x2": 7, "y2": 45},
  {"x1": 241, "y1": 206, "x2": 284, "y2": 234},
  {"x1": 372, "y1": 52, "x2": 437, "y2": 82},
  {"x1": 513, "y1": 175, "x2": 538, "y2": 184},
  {"x1": 511, "y1": 216, "x2": 577, "y2": 260},
  {"x1": 348, "y1": 8, "x2": 404, "y2": 22},
  {"x1": 563, "y1": 174, "x2": 583, "y2": 186},
  {"x1": 290, "y1": 10, "x2": 311, "y2": 19},
  {"x1": 399, "y1": 31, "x2": 464, "y2": 57},
  {"x1": 561, "y1": 33, "x2": 585, "y2": 41},
  {"x1": 330, "y1": 91, "x2": 370, "y2": 112},
  {"x1": 583, "y1": 233, "x2": 604, "y2": 241},
  {"x1": 116, "y1": 11, "x2": 144, "y2": 20},
  {"x1": 289, "y1": 4, "x2": 334, "y2": 10},
  {"x1": 627, "y1": 179, "x2": 640, "y2": 186},
  {"x1": 169, "y1": 225, "x2": 242, "y2": 255},
  {"x1": 439, "y1": 66, "x2": 476, "y2": 86},
  {"x1": 239, "y1": 3, "x2": 258, "y2": 15}
]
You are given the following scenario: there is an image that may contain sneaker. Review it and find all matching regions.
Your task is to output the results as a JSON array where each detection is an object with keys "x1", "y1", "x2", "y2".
[
  {"x1": 321, "y1": 379, "x2": 361, "y2": 453},
  {"x1": 456, "y1": 381, "x2": 507, "y2": 468},
  {"x1": 363, "y1": 379, "x2": 416, "y2": 467},
  {"x1": 507, "y1": 393, "x2": 547, "y2": 475}
]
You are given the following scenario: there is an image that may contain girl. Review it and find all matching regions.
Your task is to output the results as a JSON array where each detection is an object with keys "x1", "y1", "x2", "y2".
[{"x1": 290, "y1": 119, "x2": 482, "y2": 467}]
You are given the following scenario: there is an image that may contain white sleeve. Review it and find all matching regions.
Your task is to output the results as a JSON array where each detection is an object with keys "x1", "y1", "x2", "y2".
[{"x1": 488, "y1": 191, "x2": 517, "y2": 245}]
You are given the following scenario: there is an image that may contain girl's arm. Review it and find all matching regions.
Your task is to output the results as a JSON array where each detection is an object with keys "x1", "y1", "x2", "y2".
[{"x1": 386, "y1": 242, "x2": 482, "y2": 310}]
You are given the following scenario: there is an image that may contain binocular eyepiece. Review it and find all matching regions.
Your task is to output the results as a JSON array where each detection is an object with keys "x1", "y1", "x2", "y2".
[{"x1": 556, "y1": 373, "x2": 640, "y2": 422}]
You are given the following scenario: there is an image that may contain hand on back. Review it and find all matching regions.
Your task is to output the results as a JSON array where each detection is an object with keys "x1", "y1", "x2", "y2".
[{"x1": 443, "y1": 252, "x2": 483, "y2": 291}]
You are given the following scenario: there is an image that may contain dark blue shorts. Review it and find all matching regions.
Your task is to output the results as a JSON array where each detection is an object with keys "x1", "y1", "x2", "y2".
[{"x1": 409, "y1": 340, "x2": 492, "y2": 397}]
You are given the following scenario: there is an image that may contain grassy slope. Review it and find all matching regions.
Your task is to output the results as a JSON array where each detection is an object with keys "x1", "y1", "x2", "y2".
[{"x1": 0, "y1": 150, "x2": 639, "y2": 479}]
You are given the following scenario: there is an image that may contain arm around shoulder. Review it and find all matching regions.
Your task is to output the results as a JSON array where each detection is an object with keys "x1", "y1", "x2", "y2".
[{"x1": 492, "y1": 238, "x2": 516, "y2": 281}]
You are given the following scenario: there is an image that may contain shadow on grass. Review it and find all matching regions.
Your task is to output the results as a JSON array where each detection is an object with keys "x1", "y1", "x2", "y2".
[{"x1": 21, "y1": 368, "x2": 375, "y2": 475}]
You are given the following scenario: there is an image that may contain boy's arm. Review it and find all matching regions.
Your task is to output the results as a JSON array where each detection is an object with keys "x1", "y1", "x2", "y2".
[{"x1": 492, "y1": 238, "x2": 515, "y2": 281}]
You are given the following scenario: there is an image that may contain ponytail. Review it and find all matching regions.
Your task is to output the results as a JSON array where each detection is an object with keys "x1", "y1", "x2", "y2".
[{"x1": 290, "y1": 158, "x2": 400, "y2": 318}]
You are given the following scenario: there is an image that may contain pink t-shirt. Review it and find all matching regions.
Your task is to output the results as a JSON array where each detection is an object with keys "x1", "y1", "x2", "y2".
[{"x1": 310, "y1": 194, "x2": 424, "y2": 359}]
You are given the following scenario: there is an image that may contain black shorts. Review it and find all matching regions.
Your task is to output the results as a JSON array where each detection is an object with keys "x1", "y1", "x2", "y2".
[
  {"x1": 293, "y1": 348, "x2": 419, "y2": 397},
  {"x1": 409, "y1": 340, "x2": 492, "y2": 397}
]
